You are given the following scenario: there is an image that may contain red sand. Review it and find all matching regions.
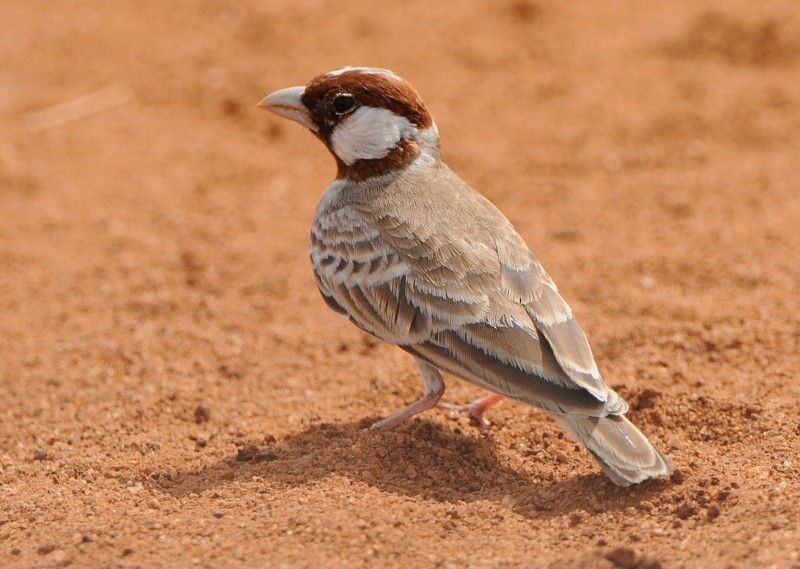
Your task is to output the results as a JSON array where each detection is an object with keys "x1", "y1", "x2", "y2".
[{"x1": 1, "y1": 1, "x2": 799, "y2": 567}]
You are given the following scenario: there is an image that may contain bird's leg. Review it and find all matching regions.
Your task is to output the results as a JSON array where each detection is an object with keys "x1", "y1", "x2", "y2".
[
  {"x1": 370, "y1": 359, "x2": 445, "y2": 430},
  {"x1": 438, "y1": 393, "x2": 504, "y2": 427}
]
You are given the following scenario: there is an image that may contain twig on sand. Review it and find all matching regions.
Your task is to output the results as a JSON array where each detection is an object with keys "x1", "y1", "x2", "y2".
[{"x1": 23, "y1": 84, "x2": 133, "y2": 132}]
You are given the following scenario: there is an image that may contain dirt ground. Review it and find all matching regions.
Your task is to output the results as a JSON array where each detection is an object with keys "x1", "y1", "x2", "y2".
[{"x1": 1, "y1": 1, "x2": 799, "y2": 567}]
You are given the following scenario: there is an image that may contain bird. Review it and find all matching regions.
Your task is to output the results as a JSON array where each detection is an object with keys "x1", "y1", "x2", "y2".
[{"x1": 259, "y1": 67, "x2": 672, "y2": 486}]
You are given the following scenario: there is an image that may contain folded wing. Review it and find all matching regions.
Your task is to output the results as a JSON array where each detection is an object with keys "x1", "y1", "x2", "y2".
[{"x1": 310, "y1": 202, "x2": 622, "y2": 417}]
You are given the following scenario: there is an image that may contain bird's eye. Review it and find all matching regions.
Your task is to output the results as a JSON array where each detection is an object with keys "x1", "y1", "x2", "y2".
[{"x1": 332, "y1": 94, "x2": 356, "y2": 114}]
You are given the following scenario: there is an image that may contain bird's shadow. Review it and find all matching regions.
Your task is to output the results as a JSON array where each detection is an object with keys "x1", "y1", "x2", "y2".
[{"x1": 153, "y1": 418, "x2": 671, "y2": 520}]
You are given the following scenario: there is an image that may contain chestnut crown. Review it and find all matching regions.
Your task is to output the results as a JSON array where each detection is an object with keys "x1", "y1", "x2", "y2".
[{"x1": 261, "y1": 67, "x2": 440, "y2": 181}]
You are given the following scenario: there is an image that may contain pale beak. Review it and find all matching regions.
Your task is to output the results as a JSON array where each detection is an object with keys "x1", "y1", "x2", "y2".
[{"x1": 258, "y1": 86, "x2": 318, "y2": 133}]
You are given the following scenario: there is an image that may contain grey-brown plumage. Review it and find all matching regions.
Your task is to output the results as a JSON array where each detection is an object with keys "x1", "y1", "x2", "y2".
[{"x1": 261, "y1": 67, "x2": 672, "y2": 486}]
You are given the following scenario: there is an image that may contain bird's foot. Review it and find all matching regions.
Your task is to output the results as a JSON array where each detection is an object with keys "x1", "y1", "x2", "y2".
[
  {"x1": 368, "y1": 389, "x2": 442, "y2": 430},
  {"x1": 368, "y1": 362, "x2": 445, "y2": 430},
  {"x1": 438, "y1": 394, "x2": 504, "y2": 427}
]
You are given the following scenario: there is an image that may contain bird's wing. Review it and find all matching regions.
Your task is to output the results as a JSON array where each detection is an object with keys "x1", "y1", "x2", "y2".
[
  {"x1": 311, "y1": 201, "x2": 617, "y2": 416},
  {"x1": 494, "y1": 230, "x2": 608, "y2": 401},
  {"x1": 310, "y1": 204, "x2": 489, "y2": 345}
]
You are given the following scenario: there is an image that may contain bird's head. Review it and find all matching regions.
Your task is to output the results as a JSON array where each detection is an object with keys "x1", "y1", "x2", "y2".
[{"x1": 260, "y1": 67, "x2": 441, "y2": 181}]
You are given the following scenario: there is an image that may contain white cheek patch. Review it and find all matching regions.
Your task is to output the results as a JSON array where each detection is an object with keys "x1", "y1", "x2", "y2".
[{"x1": 330, "y1": 106, "x2": 416, "y2": 165}]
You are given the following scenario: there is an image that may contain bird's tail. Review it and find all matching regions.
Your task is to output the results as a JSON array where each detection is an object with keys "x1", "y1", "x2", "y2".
[{"x1": 555, "y1": 414, "x2": 673, "y2": 486}]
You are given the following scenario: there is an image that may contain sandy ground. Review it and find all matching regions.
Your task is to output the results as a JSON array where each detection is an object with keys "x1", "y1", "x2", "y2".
[{"x1": 1, "y1": 1, "x2": 799, "y2": 567}]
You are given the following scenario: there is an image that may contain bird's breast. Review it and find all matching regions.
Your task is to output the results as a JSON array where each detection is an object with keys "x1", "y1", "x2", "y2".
[{"x1": 310, "y1": 207, "x2": 410, "y2": 288}]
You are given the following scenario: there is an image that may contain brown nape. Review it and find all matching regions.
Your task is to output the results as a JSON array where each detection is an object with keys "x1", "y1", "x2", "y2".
[{"x1": 334, "y1": 138, "x2": 421, "y2": 182}]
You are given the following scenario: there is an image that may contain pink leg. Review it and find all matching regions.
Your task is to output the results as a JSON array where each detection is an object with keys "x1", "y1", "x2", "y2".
[
  {"x1": 370, "y1": 359, "x2": 445, "y2": 430},
  {"x1": 438, "y1": 393, "x2": 504, "y2": 427}
]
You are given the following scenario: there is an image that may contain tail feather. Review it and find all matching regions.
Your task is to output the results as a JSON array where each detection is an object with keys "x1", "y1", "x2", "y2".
[{"x1": 555, "y1": 414, "x2": 673, "y2": 486}]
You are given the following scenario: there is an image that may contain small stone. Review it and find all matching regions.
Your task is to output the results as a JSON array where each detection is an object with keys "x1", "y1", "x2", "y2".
[
  {"x1": 605, "y1": 546, "x2": 638, "y2": 568},
  {"x1": 639, "y1": 555, "x2": 663, "y2": 569},
  {"x1": 501, "y1": 495, "x2": 517, "y2": 510},
  {"x1": 37, "y1": 544, "x2": 57, "y2": 555},
  {"x1": 33, "y1": 449, "x2": 49, "y2": 461},
  {"x1": 670, "y1": 469, "x2": 685, "y2": 484},
  {"x1": 674, "y1": 502, "x2": 696, "y2": 520},
  {"x1": 213, "y1": 512, "x2": 224, "y2": 518},
  {"x1": 639, "y1": 500, "x2": 656, "y2": 512},
  {"x1": 768, "y1": 485, "x2": 784, "y2": 499},
  {"x1": 769, "y1": 516, "x2": 788, "y2": 530},
  {"x1": 253, "y1": 452, "x2": 278, "y2": 463},
  {"x1": 236, "y1": 445, "x2": 259, "y2": 461},
  {"x1": 194, "y1": 406, "x2": 211, "y2": 424}
]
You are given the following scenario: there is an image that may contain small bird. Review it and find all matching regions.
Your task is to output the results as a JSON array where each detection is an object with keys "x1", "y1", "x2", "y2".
[{"x1": 260, "y1": 67, "x2": 672, "y2": 486}]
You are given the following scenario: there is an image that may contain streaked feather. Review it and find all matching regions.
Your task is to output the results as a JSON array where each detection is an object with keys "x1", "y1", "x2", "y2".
[{"x1": 310, "y1": 161, "x2": 617, "y2": 415}]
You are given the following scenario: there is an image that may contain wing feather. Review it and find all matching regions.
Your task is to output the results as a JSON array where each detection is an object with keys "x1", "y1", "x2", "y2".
[
  {"x1": 311, "y1": 180, "x2": 615, "y2": 415},
  {"x1": 403, "y1": 331, "x2": 606, "y2": 415},
  {"x1": 497, "y1": 240, "x2": 607, "y2": 399}
]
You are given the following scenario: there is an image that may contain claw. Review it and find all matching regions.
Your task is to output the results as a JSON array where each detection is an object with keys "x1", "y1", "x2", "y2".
[{"x1": 438, "y1": 394, "x2": 504, "y2": 427}]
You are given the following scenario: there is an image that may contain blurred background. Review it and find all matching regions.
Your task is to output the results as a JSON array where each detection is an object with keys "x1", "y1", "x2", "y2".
[{"x1": 1, "y1": 1, "x2": 798, "y2": 567}]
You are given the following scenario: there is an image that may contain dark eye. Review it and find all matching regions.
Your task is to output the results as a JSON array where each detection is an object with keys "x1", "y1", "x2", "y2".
[{"x1": 332, "y1": 94, "x2": 356, "y2": 114}]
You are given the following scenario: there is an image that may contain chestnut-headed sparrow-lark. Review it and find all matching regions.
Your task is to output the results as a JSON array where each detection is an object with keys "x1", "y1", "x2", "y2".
[{"x1": 260, "y1": 67, "x2": 672, "y2": 486}]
